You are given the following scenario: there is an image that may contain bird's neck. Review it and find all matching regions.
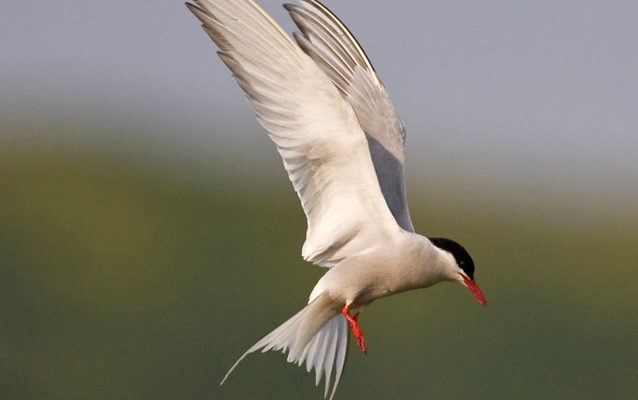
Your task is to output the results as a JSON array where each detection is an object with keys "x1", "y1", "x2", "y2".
[
  {"x1": 429, "y1": 245, "x2": 458, "y2": 283},
  {"x1": 396, "y1": 234, "x2": 457, "y2": 290}
]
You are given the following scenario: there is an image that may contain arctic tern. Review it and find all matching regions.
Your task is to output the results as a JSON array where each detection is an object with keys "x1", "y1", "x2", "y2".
[{"x1": 185, "y1": 1, "x2": 487, "y2": 398}]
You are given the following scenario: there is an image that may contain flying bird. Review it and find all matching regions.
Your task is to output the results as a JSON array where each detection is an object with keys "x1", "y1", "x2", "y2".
[{"x1": 185, "y1": 0, "x2": 487, "y2": 398}]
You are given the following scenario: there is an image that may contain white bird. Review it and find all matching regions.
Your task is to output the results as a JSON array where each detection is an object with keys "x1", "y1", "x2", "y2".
[{"x1": 185, "y1": 0, "x2": 487, "y2": 398}]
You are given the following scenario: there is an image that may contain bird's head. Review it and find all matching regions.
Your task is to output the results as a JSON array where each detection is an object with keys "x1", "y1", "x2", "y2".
[{"x1": 430, "y1": 238, "x2": 487, "y2": 307}]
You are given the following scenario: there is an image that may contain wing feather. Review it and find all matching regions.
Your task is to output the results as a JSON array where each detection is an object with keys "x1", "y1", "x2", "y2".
[
  {"x1": 286, "y1": 0, "x2": 415, "y2": 231},
  {"x1": 187, "y1": 0, "x2": 401, "y2": 266}
]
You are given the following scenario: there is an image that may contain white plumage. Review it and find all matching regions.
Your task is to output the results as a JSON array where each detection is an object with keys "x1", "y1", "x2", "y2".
[
  {"x1": 186, "y1": 1, "x2": 487, "y2": 399},
  {"x1": 220, "y1": 295, "x2": 347, "y2": 399}
]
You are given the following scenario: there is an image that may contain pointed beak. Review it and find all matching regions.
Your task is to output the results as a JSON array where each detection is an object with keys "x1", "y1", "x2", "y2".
[{"x1": 462, "y1": 275, "x2": 487, "y2": 307}]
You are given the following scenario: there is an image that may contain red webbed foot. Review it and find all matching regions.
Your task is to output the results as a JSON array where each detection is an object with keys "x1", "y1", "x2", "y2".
[{"x1": 342, "y1": 305, "x2": 367, "y2": 354}]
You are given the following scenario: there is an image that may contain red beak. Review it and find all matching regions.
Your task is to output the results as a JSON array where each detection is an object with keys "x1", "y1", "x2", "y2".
[{"x1": 463, "y1": 276, "x2": 487, "y2": 307}]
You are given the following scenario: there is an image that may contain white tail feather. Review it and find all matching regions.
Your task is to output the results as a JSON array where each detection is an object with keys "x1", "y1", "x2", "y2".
[{"x1": 220, "y1": 295, "x2": 349, "y2": 399}]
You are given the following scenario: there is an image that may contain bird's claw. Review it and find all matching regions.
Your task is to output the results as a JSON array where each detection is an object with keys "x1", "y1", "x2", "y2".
[{"x1": 342, "y1": 306, "x2": 367, "y2": 354}]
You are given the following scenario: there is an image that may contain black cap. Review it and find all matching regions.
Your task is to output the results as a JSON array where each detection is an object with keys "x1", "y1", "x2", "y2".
[{"x1": 429, "y1": 238, "x2": 475, "y2": 280}]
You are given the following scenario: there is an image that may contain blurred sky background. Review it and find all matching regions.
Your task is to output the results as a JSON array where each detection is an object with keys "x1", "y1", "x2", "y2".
[
  {"x1": 4, "y1": 0, "x2": 638, "y2": 198},
  {"x1": 2, "y1": 1, "x2": 638, "y2": 399}
]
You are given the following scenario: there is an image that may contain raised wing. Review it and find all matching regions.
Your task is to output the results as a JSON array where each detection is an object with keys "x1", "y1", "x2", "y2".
[
  {"x1": 187, "y1": 0, "x2": 401, "y2": 267},
  {"x1": 285, "y1": 0, "x2": 415, "y2": 232}
]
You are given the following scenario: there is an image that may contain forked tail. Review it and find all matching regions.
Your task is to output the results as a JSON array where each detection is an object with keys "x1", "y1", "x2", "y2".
[{"x1": 220, "y1": 295, "x2": 349, "y2": 399}]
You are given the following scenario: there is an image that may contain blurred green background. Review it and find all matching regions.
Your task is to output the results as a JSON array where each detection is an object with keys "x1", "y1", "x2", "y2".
[
  {"x1": 3, "y1": 0, "x2": 638, "y2": 399},
  {"x1": 2, "y1": 125, "x2": 637, "y2": 399}
]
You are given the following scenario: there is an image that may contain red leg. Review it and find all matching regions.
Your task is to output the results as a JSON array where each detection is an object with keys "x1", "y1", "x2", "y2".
[{"x1": 342, "y1": 305, "x2": 367, "y2": 354}]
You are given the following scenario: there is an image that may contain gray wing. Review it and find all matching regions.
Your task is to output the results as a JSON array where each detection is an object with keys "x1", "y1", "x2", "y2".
[{"x1": 285, "y1": 0, "x2": 415, "y2": 232}]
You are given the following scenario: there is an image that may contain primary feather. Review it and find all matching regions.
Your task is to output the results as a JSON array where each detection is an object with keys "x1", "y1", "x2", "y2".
[
  {"x1": 285, "y1": 0, "x2": 414, "y2": 232},
  {"x1": 187, "y1": 0, "x2": 401, "y2": 268}
]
